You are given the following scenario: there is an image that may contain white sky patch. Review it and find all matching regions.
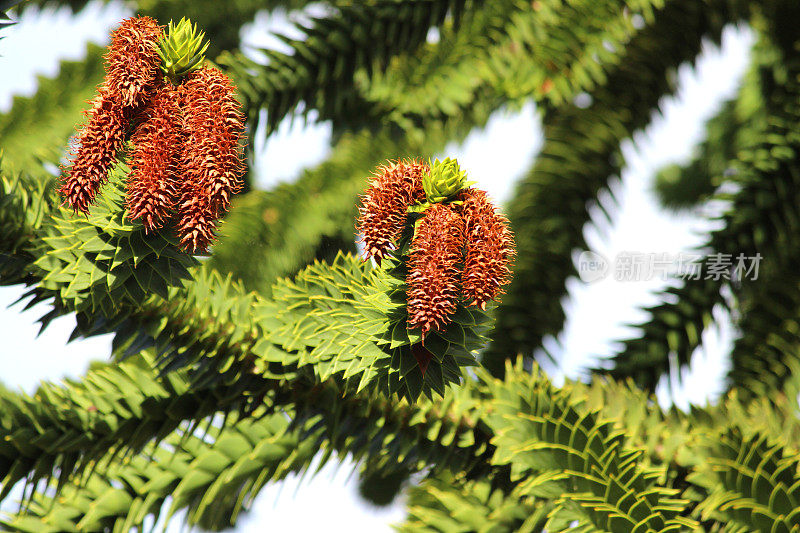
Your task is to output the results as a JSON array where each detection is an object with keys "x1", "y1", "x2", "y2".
[{"x1": 0, "y1": 1, "x2": 130, "y2": 111}]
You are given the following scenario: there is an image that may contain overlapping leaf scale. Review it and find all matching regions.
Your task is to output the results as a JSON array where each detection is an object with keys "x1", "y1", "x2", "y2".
[
  {"x1": 289, "y1": 371, "x2": 493, "y2": 480},
  {"x1": 483, "y1": 363, "x2": 696, "y2": 532},
  {"x1": 399, "y1": 474, "x2": 551, "y2": 533},
  {"x1": 252, "y1": 254, "x2": 393, "y2": 386},
  {"x1": 1, "y1": 411, "x2": 319, "y2": 532},
  {"x1": 20, "y1": 0, "x2": 317, "y2": 56},
  {"x1": 0, "y1": 44, "x2": 105, "y2": 178},
  {"x1": 220, "y1": 0, "x2": 484, "y2": 134},
  {"x1": 653, "y1": 66, "x2": 764, "y2": 210},
  {"x1": 245, "y1": 252, "x2": 488, "y2": 401},
  {"x1": 0, "y1": 166, "x2": 55, "y2": 285},
  {"x1": 605, "y1": 23, "x2": 800, "y2": 391},
  {"x1": 0, "y1": 354, "x2": 264, "y2": 505},
  {"x1": 361, "y1": 0, "x2": 661, "y2": 133},
  {"x1": 32, "y1": 170, "x2": 197, "y2": 316},
  {"x1": 485, "y1": 0, "x2": 751, "y2": 376},
  {"x1": 116, "y1": 265, "x2": 263, "y2": 387},
  {"x1": 688, "y1": 431, "x2": 800, "y2": 532}
]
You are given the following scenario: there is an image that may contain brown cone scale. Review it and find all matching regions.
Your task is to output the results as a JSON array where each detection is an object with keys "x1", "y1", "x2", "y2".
[
  {"x1": 357, "y1": 159, "x2": 427, "y2": 265},
  {"x1": 126, "y1": 82, "x2": 182, "y2": 232},
  {"x1": 406, "y1": 203, "x2": 465, "y2": 338}
]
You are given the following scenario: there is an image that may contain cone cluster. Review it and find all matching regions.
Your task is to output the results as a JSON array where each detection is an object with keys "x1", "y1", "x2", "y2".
[
  {"x1": 357, "y1": 159, "x2": 516, "y2": 338},
  {"x1": 59, "y1": 16, "x2": 245, "y2": 253}
]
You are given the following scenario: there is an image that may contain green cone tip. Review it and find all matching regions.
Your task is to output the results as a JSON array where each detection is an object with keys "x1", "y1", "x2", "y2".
[
  {"x1": 158, "y1": 17, "x2": 210, "y2": 83},
  {"x1": 423, "y1": 157, "x2": 474, "y2": 203}
]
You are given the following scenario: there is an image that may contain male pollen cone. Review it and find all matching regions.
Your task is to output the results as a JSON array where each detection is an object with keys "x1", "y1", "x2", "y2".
[
  {"x1": 126, "y1": 82, "x2": 182, "y2": 232},
  {"x1": 406, "y1": 203, "x2": 465, "y2": 338},
  {"x1": 357, "y1": 159, "x2": 427, "y2": 264},
  {"x1": 60, "y1": 89, "x2": 129, "y2": 214},
  {"x1": 60, "y1": 16, "x2": 163, "y2": 214},
  {"x1": 458, "y1": 188, "x2": 516, "y2": 309},
  {"x1": 104, "y1": 16, "x2": 164, "y2": 109},
  {"x1": 176, "y1": 67, "x2": 246, "y2": 253}
]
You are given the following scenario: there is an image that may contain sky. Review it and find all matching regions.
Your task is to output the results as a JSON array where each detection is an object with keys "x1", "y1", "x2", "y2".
[{"x1": 0, "y1": 2, "x2": 753, "y2": 531}]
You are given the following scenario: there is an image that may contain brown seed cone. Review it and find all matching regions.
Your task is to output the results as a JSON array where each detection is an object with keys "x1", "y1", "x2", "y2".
[
  {"x1": 175, "y1": 67, "x2": 246, "y2": 253},
  {"x1": 406, "y1": 203, "x2": 465, "y2": 338},
  {"x1": 458, "y1": 188, "x2": 516, "y2": 309},
  {"x1": 357, "y1": 159, "x2": 428, "y2": 265},
  {"x1": 59, "y1": 89, "x2": 129, "y2": 214},
  {"x1": 104, "y1": 16, "x2": 164, "y2": 109},
  {"x1": 126, "y1": 82, "x2": 182, "y2": 232}
]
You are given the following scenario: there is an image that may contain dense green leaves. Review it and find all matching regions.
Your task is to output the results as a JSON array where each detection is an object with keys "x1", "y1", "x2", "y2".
[
  {"x1": 0, "y1": 352, "x2": 264, "y2": 505},
  {"x1": 485, "y1": 364, "x2": 696, "y2": 532},
  {"x1": 400, "y1": 474, "x2": 550, "y2": 532},
  {"x1": 2, "y1": 410, "x2": 319, "y2": 532},
  {"x1": 34, "y1": 169, "x2": 197, "y2": 316},
  {"x1": 689, "y1": 431, "x2": 800, "y2": 531},
  {"x1": 222, "y1": 0, "x2": 486, "y2": 134}
]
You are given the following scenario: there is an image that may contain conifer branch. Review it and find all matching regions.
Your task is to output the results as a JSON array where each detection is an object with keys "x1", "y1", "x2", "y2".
[
  {"x1": 604, "y1": 27, "x2": 800, "y2": 391},
  {"x1": 485, "y1": 0, "x2": 752, "y2": 376}
]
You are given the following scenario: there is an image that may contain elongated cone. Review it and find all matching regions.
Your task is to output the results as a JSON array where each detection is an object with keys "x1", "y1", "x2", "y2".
[
  {"x1": 176, "y1": 67, "x2": 245, "y2": 252},
  {"x1": 60, "y1": 16, "x2": 163, "y2": 213},
  {"x1": 458, "y1": 188, "x2": 515, "y2": 309},
  {"x1": 60, "y1": 89, "x2": 129, "y2": 213},
  {"x1": 104, "y1": 16, "x2": 164, "y2": 108},
  {"x1": 407, "y1": 203, "x2": 465, "y2": 338},
  {"x1": 126, "y1": 82, "x2": 182, "y2": 231},
  {"x1": 357, "y1": 160, "x2": 427, "y2": 264}
]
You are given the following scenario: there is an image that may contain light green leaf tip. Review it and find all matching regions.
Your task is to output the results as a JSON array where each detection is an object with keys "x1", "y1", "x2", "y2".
[
  {"x1": 422, "y1": 157, "x2": 475, "y2": 203},
  {"x1": 158, "y1": 17, "x2": 210, "y2": 84}
]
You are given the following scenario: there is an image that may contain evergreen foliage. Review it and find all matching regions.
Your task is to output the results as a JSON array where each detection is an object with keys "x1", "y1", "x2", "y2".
[{"x1": 2, "y1": 0, "x2": 800, "y2": 531}]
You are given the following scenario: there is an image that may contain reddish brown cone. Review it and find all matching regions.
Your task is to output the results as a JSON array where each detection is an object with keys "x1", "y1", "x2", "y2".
[
  {"x1": 104, "y1": 16, "x2": 163, "y2": 109},
  {"x1": 126, "y1": 82, "x2": 182, "y2": 232},
  {"x1": 60, "y1": 89, "x2": 129, "y2": 214},
  {"x1": 406, "y1": 203, "x2": 465, "y2": 337},
  {"x1": 60, "y1": 16, "x2": 162, "y2": 214},
  {"x1": 357, "y1": 159, "x2": 427, "y2": 264},
  {"x1": 176, "y1": 67, "x2": 246, "y2": 252},
  {"x1": 458, "y1": 188, "x2": 515, "y2": 309}
]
